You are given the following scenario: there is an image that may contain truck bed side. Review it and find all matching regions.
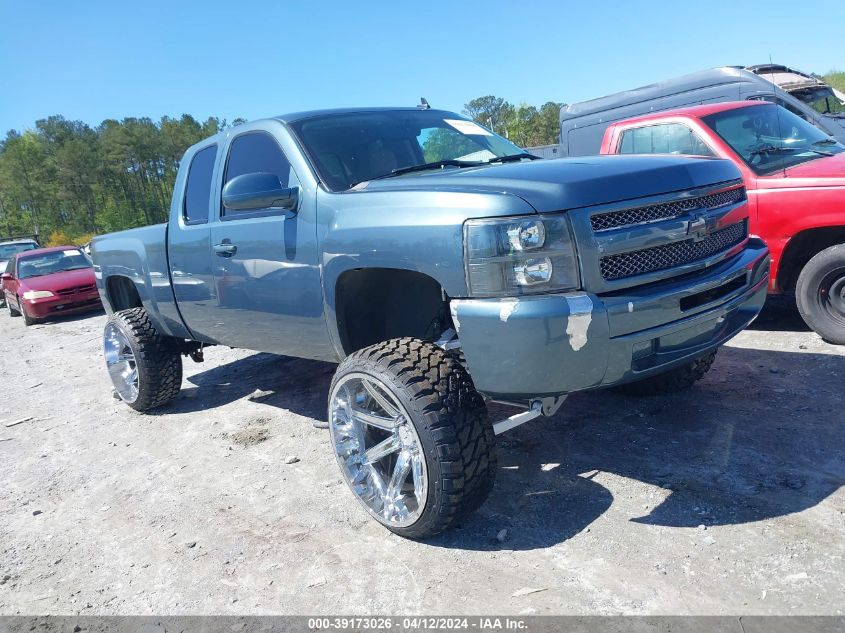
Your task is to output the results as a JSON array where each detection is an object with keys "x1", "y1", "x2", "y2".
[{"x1": 91, "y1": 224, "x2": 191, "y2": 340}]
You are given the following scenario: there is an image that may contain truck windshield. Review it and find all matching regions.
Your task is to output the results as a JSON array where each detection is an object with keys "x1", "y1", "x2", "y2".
[
  {"x1": 17, "y1": 249, "x2": 91, "y2": 279},
  {"x1": 289, "y1": 109, "x2": 526, "y2": 191},
  {"x1": 0, "y1": 241, "x2": 38, "y2": 259},
  {"x1": 702, "y1": 104, "x2": 845, "y2": 175}
]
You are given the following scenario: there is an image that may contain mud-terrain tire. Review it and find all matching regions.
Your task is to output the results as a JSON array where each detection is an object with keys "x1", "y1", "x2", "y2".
[
  {"x1": 328, "y1": 337, "x2": 496, "y2": 539},
  {"x1": 617, "y1": 349, "x2": 717, "y2": 397},
  {"x1": 796, "y1": 243, "x2": 845, "y2": 345},
  {"x1": 103, "y1": 307, "x2": 183, "y2": 412}
]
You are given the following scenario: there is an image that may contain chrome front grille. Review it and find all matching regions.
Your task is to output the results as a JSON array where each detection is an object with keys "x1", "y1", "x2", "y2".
[
  {"x1": 599, "y1": 220, "x2": 748, "y2": 281},
  {"x1": 590, "y1": 187, "x2": 746, "y2": 232}
]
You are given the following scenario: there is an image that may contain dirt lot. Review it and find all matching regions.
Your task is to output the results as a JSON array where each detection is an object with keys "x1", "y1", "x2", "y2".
[{"x1": 0, "y1": 299, "x2": 842, "y2": 616}]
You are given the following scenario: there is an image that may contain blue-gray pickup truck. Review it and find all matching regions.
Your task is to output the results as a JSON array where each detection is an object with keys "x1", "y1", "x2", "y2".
[{"x1": 91, "y1": 106, "x2": 769, "y2": 537}]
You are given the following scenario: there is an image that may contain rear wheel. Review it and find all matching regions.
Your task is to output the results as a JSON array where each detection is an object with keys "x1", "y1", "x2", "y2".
[
  {"x1": 796, "y1": 244, "x2": 845, "y2": 345},
  {"x1": 103, "y1": 307, "x2": 183, "y2": 411},
  {"x1": 617, "y1": 349, "x2": 717, "y2": 396},
  {"x1": 328, "y1": 338, "x2": 495, "y2": 538}
]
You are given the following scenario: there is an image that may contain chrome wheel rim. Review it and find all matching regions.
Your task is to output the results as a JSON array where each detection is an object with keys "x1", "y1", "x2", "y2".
[
  {"x1": 329, "y1": 373, "x2": 428, "y2": 528},
  {"x1": 104, "y1": 323, "x2": 139, "y2": 403}
]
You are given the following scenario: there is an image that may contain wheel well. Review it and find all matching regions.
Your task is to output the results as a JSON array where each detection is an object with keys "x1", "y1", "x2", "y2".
[
  {"x1": 106, "y1": 276, "x2": 142, "y2": 312},
  {"x1": 335, "y1": 269, "x2": 449, "y2": 355},
  {"x1": 778, "y1": 227, "x2": 845, "y2": 291}
]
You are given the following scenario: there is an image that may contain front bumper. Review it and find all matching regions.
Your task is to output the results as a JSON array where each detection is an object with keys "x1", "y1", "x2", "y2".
[
  {"x1": 451, "y1": 239, "x2": 770, "y2": 399},
  {"x1": 23, "y1": 292, "x2": 102, "y2": 319}
]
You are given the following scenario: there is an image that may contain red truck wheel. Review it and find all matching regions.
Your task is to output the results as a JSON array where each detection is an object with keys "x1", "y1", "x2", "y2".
[{"x1": 796, "y1": 244, "x2": 845, "y2": 345}]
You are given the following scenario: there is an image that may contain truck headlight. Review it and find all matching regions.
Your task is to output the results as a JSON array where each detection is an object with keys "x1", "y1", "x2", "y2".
[
  {"x1": 23, "y1": 290, "x2": 54, "y2": 300},
  {"x1": 464, "y1": 214, "x2": 579, "y2": 297}
]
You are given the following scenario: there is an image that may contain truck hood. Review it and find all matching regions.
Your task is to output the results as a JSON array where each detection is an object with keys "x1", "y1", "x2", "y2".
[
  {"x1": 358, "y1": 154, "x2": 742, "y2": 212},
  {"x1": 784, "y1": 151, "x2": 845, "y2": 183},
  {"x1": 18, "y1": 267, "x2": 96, "y2": 293}
]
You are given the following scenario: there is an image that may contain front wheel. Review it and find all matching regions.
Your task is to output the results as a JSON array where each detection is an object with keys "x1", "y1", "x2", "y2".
[
  {"x1": 796, "y1": 243, "x2": 845, "y2": 345},
  {"x1": 328, "y1": 338, "x2": 496, "y2": 538},
  {"x1": 21, "y1": 301, "x2": 39, "y2": 326},
  {"x1": 617, "y1": 349, "x2": 717, "y2": 397},
  {"x1": 103, "y1": 307, "x2": 183, "y2": 411}
]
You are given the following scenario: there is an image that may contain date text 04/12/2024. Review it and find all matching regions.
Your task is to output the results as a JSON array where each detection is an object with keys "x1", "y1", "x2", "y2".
[{"x1": 307, "y1": 617, "x2": 528, "y2": 630}]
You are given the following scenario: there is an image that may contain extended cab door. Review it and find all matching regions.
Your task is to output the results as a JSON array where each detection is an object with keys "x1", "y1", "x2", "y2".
[
  {"x1": 207, "y1": 123, "x2": 335, "y2": 360},
  {"x1": 167, "y1": 141, "x2": 219, "y2": 341}
]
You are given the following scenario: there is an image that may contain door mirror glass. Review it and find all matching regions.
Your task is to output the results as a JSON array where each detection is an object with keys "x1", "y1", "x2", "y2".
[{"x1": 221, "y1": 172, "x2": 298, "y2": 212}]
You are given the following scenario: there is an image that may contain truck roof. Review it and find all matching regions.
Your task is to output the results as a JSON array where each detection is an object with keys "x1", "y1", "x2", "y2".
[
  {"x1": 273, "y1": 106, "x2": 453, "y2": 124},
  {"x1": 191, "y1": 107, "x2": 462, "y2": 151},
  {"x1": 0, "y1": 238, "x2": 39, "y2": 245},
  {"x1": 610, "y1": 100, "x2": 768, "y2": 126}
]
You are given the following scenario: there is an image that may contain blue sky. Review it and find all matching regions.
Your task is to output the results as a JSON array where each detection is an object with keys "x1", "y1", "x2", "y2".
[{"x1": 0, "y1": 0, "x2": 842, "y2": 132}]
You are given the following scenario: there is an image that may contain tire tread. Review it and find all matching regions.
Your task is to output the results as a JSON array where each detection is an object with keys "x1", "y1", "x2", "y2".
[
  {"x1": 332, "y1": 337, "x2": 496, "y2": 538},
  {"x1": 617, "y1": 349, "x2": 717, "y2": 397},
  {"x1": 109, "y1": 308, "x2": 182, "y2": 411}
]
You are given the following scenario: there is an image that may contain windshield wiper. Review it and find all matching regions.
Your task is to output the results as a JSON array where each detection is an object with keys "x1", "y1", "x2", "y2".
[
  {"x1": 486, "y1": 152, "x2": 542, "y2": 164},
  {"x1": 813, "y1": 139, "x2": 839, "y2": 146},
  {"x1": 751, "y1": 143, "x2": 834, "y2": 159},
  {"x1": 358, "y1": 159, "x2": 484, "y2": 186},
  {"x1": 749, "y1": 144, "x2": 796, "y2": 157}
]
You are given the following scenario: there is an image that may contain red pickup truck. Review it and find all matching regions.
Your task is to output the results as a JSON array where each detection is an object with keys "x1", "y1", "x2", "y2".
[{"x1": 600, "y1": 101, "x2": 845, "y2": 343}]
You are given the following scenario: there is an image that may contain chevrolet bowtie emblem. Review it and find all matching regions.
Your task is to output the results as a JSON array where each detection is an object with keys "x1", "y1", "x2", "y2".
[{"x1": 687, "y1": 212, "x2": 710, "y2": 243}]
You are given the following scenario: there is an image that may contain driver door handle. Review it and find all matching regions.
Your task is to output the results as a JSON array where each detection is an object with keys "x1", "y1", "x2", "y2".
[{"x1": 213, "y1": 242, "x2": 237, "y2": 257}]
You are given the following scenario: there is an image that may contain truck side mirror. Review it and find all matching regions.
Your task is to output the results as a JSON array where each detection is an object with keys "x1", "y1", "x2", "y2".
[{"x1": 222, "y1": 172, "x2": 299, "y2": 212}]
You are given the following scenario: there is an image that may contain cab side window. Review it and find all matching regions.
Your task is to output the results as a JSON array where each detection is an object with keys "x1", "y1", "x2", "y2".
[
  {"x1": 183, "y1": 144, "x2": 217, "y2": 224},
  {"x1": 619, "y1": 123, "x2": 715, "y2": 157},
  {"x1": 222, "y1": 132, "x2": 297, "y2": 215}
]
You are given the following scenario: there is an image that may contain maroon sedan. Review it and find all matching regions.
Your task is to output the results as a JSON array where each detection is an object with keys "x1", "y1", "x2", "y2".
[{"x1": 2, "y1": 246, "x2": 102, "y2": 325}]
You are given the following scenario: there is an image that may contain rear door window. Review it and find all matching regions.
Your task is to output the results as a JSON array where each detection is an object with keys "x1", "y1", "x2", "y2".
[
  {"x1": 183, "y1": 144, "x2": 217, "y2": 224},
  {"x1": 619, "y1": 123, "x2": 715, "y2": 157}
]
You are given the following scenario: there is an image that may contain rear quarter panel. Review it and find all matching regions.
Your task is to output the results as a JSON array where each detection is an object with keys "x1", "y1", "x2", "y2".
[{"x1": 91, "y1": 224, "x2": 191, "y2": 339}]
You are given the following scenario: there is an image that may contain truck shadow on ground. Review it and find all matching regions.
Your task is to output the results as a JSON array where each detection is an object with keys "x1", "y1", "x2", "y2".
[
  {"x1": 168, "y1": 352, "x2": 337, "y2": 420},
  {"x1": 166, "y1": 309, "x2": 843, "y2": 552},
  {"x1": 430, "y1": 344, "x2": 844, "y2": 551},
  {"x1": 748, "y1": 294, "x2": 810, "y2": 333}
]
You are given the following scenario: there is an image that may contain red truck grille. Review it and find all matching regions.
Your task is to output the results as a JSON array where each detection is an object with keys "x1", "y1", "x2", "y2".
[
  {"x1": 590, "y1": 186, "x2": 746, "y2": 232},
  {"x1": 599, "y1": 220, "x2": 748, "y2": 281}
]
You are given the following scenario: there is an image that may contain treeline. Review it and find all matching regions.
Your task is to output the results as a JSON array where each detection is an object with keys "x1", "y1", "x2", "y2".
[
  {"x1": 463, "y1": 96, "x2": 564, "y2": 148},
  {"x1": 0, "y1": 115, "x2": 243, "y2": 245},
  {"x1": 0, "y1": 97, "x2": 565, "y2": 244}
]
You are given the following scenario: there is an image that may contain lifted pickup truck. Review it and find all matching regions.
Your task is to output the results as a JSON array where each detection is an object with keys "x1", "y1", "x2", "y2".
[
  {"x1": 92, "y1": 107, "x2": 769, "y2": 537},
  {"x1": 600, "y1": 101, "x2": 845, "y2": 343}
]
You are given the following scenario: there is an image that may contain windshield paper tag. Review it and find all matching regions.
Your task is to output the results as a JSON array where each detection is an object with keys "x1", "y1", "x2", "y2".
[
  {"x1": 445, "y1": 119, "x2": 493, "y2": 136},
  {"x1": 62, "y1": 250, "x2": 79, "y2": 256}
]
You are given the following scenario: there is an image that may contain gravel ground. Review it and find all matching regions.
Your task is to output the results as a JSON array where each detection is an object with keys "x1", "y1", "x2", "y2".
[{"x1": 0, "y1": 298, "x2": 842, "y2": 615}]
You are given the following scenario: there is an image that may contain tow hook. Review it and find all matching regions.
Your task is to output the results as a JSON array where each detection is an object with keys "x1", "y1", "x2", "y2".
[
  {"x1": 181, "y1": 341, "x2": 205, "y2": 363},
  {"x1": 491, "y1": 395, "x2": 567, "y2": 435}
]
